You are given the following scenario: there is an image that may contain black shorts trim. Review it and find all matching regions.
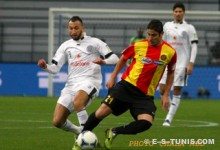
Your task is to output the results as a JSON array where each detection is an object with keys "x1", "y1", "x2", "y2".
[{"x1": 88, "y1": 88, "x2": 97, "y2": 99}]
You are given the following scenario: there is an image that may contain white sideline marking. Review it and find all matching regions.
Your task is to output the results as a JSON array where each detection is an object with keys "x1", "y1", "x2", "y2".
[
  {"x1": 168, "y1": 119, "x2": 219, "y2": 127},
  {"x1": 0, "y1": 118, "x2": 218, "y2": 129},
  {"x1": 0, "y1": 119, "x2": 54, "y2": 129},
  {"x1": 1, "y1": 119, "x2": 49, "y2": 123},
  {"x1": 0, "y1": 127, "x2": 54, "y2": 129},
  {"x1": 99, "y1": 117, "x2": 219, "y2": 128}
]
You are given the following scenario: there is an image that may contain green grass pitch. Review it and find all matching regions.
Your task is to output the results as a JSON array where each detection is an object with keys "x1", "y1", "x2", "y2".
[{"x1": 0, "y1": 96, "x2": 219, "y2": 150}]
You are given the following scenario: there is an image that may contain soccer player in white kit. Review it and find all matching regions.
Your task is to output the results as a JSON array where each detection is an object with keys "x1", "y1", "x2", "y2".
[
  {"x1": 38, "y1": 16, "x2": 119, "y2": 135},
  {"x1": 159, "y1": 3, "x2": 198, "y2": 126}
]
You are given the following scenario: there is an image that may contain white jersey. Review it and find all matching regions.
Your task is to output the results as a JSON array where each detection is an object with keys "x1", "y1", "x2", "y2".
[
  {"x1": 52, "y1": 33, "x2": 113, "y2": 87},
  {"x1": 163, "y1": 21, "x2": 198, "y2": 68}
]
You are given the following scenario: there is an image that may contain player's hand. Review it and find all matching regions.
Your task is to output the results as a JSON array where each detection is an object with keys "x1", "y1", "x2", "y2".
[
  {"x1": 161, "y1": 95, "x2": 169, "y2": 112},
  {"x1": 106, "y1": 77, "x2": 115, "y2": 89},
  {"x1": 38, "y1": 59, "x2": 47, "y2": 69},
  {"x1": 93, "y1": 57, "x2": 106, "y2": 65},
  {"x1": 187, "y1": 63, "x2": 194, "y2": 75}
]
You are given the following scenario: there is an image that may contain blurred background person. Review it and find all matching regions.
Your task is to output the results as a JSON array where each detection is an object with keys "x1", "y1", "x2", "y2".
[
  {"x1": 127, "y1": 27, "x2": 146, "y2": 66},
  {"x1": 159, "y1": 2, "x2": 198, "y2": 127}
]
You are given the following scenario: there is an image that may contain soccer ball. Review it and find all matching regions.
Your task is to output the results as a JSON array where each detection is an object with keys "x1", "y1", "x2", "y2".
[{"x1": 76, "y1": 131, "x2": 98, "y2": 150}]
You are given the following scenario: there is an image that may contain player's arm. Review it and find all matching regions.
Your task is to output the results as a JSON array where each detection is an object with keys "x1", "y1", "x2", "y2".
[
  {"x1": 187, "y1": 42, "x2": 198, "y2": 75},
  {"x1": 187, "y1": 24, "x2": 198, "y2": 75},
  {"x1": 161, "y1": 70, "x2": 174, "y2": 111},
  {"x1": 38, "y1": 58, "x2": 61, "y2": 74},
  {"x1": 106, "y1": 55, "x2": 126, "y2": 89},
  {"x1": 93, "y1": 52, "x2": 119, "y2": 65},
  {"x1": 161, "y1": 52, "x2": 176, "y2": 111},
  {"x1": 37, "y1": 45, "x2": 65, "y2": 74},
  {"x1": 93, "y1": 38, "x2": 119, "y2": 65}
]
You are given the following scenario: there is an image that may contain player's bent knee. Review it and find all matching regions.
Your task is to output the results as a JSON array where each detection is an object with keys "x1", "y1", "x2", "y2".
[{"x1": 73, "y1": 100, "x2": 86, "y2": 112}]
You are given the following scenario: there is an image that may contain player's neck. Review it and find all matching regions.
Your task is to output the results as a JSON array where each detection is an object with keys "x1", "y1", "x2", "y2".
[{"x1": 174, "y1": 20, "x2": 183, "y2": 24}]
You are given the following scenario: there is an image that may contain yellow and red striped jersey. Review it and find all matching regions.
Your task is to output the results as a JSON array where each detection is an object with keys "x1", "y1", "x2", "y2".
[{"x1": 121, "y1": 40, "x2": 176, "y2": 96}]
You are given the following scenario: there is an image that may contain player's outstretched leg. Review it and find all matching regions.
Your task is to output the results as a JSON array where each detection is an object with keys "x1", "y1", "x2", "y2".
[{"x1": 104, "y1": 120, "x2": 152, "y2": 149}]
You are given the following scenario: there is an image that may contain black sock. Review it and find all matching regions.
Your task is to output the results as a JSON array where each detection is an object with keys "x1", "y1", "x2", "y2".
[
  {"x1": 82, "y1": 112, "x2": 102, "y2": 131},
  {"x1": 113, "y1": 120, "x2": 152, "y2": 135}
]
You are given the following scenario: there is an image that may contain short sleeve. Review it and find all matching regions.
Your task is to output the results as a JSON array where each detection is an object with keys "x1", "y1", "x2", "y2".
[
  {"x1": 95, "y1": 38, "x2": 113, "y2": 58},
  {"x1": 167, "y1": 51, "x2": 177, "y2": 72},
  {"x1": 188, "y1": 24, "x2": 198, "y2": 43},
  {"x1": 52, "y1": 43, "x2": 66, "y2": 67},
  {"x1": 121, "y1": 45, "x2": 135, "y2": 61}
]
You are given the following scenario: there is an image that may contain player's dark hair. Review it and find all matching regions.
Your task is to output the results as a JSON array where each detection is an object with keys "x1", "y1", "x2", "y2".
[
  {"x1": 173, "y1": 2, "x2": 185, "y2": 12},
  {"x1": 147, "y1": 19, "x2": 163, "y2": 34},
  {"x1": 69, "y1": 16, "x2": 83, "y2": 25}
]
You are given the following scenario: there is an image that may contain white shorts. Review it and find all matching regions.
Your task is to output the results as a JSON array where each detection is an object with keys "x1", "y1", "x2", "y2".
[
  {"x1": 57, "y1": 80, "x2": 100, "y2": 112},
  {"x1": 160, "y1": 67, "x2": 188, "y2": 87}
]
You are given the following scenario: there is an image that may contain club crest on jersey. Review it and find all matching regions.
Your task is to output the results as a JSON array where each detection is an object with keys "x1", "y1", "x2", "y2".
[
  {"x1": 160, "y1": 55, "x2": 167, "y2": 61},
  {"x1": 87, "y1": 45, "x2": 96, "y2": 53},
  {"x1": 141, "y1": 57, "x2": 152, "y2": 64}
]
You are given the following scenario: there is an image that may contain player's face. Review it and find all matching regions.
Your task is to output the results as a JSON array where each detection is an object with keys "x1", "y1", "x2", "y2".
[
  {"x1": 147, "y1": 29, "x2": 163, "y2": 46},
  {"x1": 173, "y1": 7, "x2": 185, "y2": 23},
  {"x1": 68, "y1": 20, "x2": 84, "y2": 40}
]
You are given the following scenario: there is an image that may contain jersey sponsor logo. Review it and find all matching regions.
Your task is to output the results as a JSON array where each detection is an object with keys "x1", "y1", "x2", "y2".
[
  {"x1": 70, "y1": 61, "x2": 90, "y2": 66},
  {"x1": 153, "y1": 60, "x2": 164, "y2": 66},
  {"x1": 141, "y1": 57, "x2": 152, "y2": 64}
]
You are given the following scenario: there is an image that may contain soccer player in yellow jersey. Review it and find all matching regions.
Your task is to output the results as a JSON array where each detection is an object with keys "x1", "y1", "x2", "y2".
[{"x1": 75, "y1": 19, "x2": 177, "y2": 150}]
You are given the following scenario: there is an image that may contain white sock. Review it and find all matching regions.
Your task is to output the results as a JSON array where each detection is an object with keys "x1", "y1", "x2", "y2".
[
  {"x1": 165, "y1": 95, "x2": 181, "y2": 123},
  {"x1": 77, "y1": 109, "x2": 88, "y2": 131},
  {"x1": 60, "y1": 119, "x2": 81, "y2": 134}
]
